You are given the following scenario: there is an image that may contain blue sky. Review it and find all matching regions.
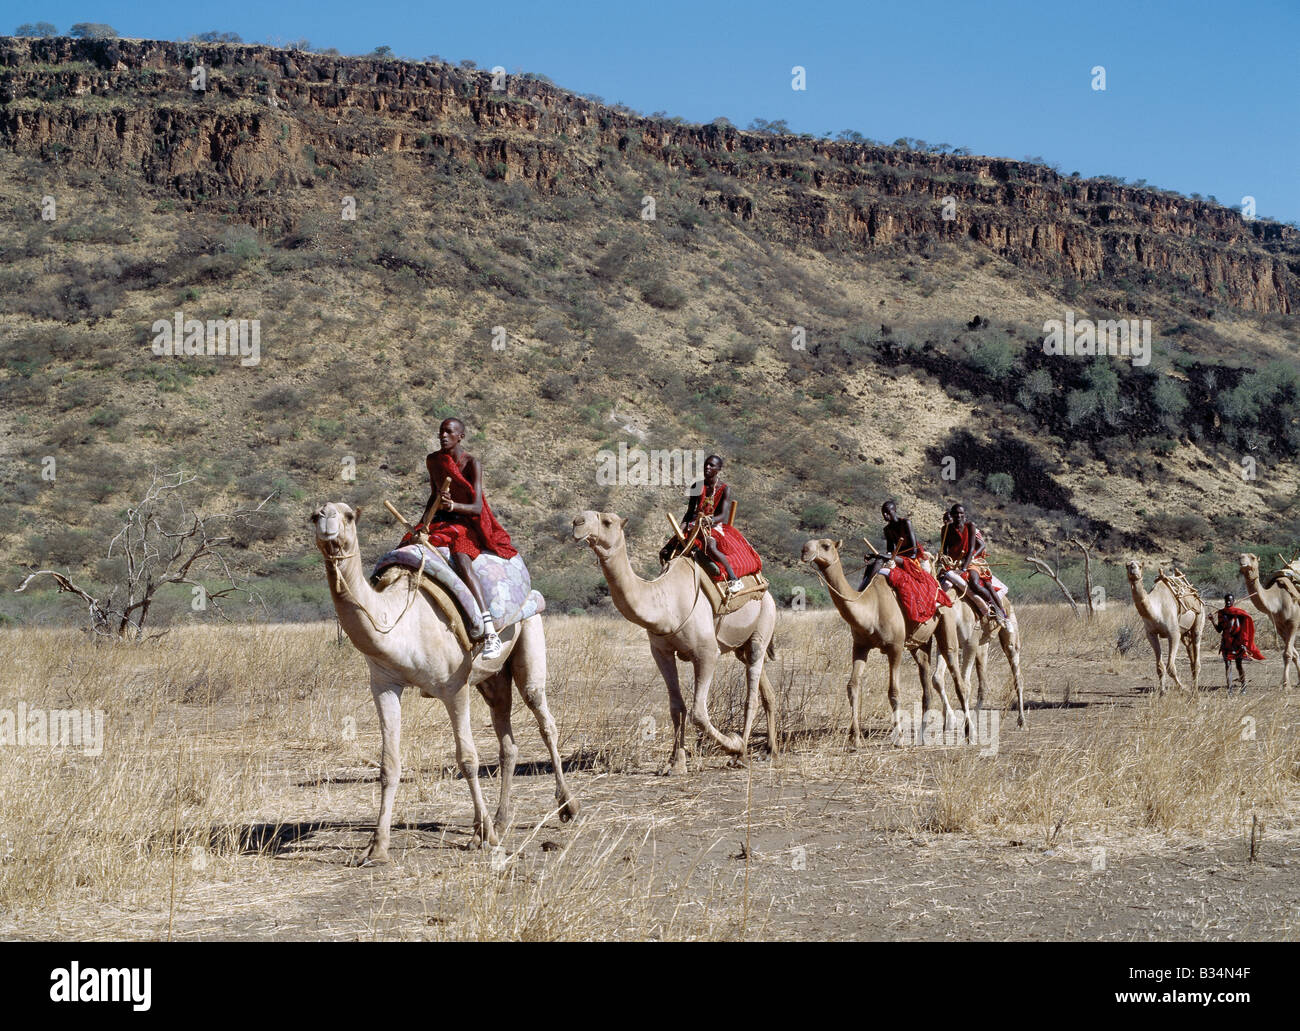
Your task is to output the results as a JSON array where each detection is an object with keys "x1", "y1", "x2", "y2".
[{"x1": 14, "y1": 0, "x2": 1300, "y2": 223}]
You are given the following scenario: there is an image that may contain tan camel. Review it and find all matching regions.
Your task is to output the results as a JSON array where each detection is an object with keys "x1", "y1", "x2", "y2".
[
  {"x1": 572, "y1": 511, "x2": 778, "y2": 775},
  {"x1": 800, "y1": 539, "x2": 972, "y2": 747},
  {"x1": 930, "y1": 589, "x2": 1027, "y2": 728},
  {"x1": 1125, "y1": 559, "x2": 1204, "y2": 693},
  {"x1": 312, "y1": 502, "x2": 578, "y2": 864},
  {"x1": 1239, "y1": 553, "x2": 1300, "y2": 691}
]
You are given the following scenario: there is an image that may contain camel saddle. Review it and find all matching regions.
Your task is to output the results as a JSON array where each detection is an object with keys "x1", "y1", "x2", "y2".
[
  {"x1": 370, "y1": 565, "x2": 474, "y2": 652},
  {"x1": 1268, "y1": 556, "x2": 1300, "y2": 601},
  {"x1": 688, "y1": 561, "x2": 769, "y2": 617},
  {"x1": 1156, "y1": 568, "x2": 1203, "y2": 615}
]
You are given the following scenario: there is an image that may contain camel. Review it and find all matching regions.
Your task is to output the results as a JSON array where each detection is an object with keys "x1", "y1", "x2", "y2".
[
  {"x1": 800, "y1": 539, "x2": 972, "y2": 748},
  {"x1": 1125, "y1": 559, "x2": 1204, "y2": 694},
  {"x1": 1239, "y1": 553, "x2": 1300, "y2": 691},
  {"x1": 572, "y1": 511, "x2": 778, "y2": 775},
  {"x1": 312, "y1": 502, "x2": 578, "y2": 864},
  {"x1": 930, "y1": 589, "x2": 1027, "y2": 728}
]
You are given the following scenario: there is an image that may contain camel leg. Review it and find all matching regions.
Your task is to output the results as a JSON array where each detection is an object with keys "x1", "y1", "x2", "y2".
[
  {"x1": 443, "y1": 689, "x2": 495, "y2": 848},
  {"x1": 1183, "y1": 630, "x2": 1201, "y2": 691},
  {"x1": 847, "y1": 644, "x2": 869, "y2": 750},
  {"x1": 928, "y1": 639, "x2": 958, "y2": 731},
  {"x1": 934, "y1": 630, "x2": 973, "y2": 742},
  {"x1": 758, "y1": 668, "x2": 780, "y2": 758},
  {"x1": 1283, "y1": 631, "x2": 1300, "y2": 691},
  {"x1": 1002, "y1": 629, "x2": 1026, "y2": 729},
  {"x1": 1146, "y1": 630, "x2": 1166, "y2": 694},
  {"x1": 689, "y1": 648, "x2": 744, "y2": 757},
  {"x1": 887, "y1": 649, "x2": 907, "y2": 746},
  {"x1": 1166, "y1": 635, "x2": 1187, "y2": 692},
  {"x1": 361, "y1": 679, "x2": 404, "y2": 866},
  {"x1": 736, "y1": 643, "x2": 764, "y2": 762},
  {"x1": 478, "y1": 672, "x2": 517, "y2": 837},
  {"x1": 512, "y1": 622, "x2": 579, "y2": 822},
  {"x1": 650, "y1": 641, "x2": 689, "y2": 775}
]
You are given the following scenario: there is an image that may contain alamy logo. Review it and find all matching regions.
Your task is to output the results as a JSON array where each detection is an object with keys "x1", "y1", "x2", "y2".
[
  {"x1": 50, "y1": 963, "x2": 151, "y2": 1011},
  {"x1": 1042, "y1": 310, "x2": 1151, "y2": 367},
  {"x1": 595, "y1": 444, "x2": 706, "y2": 487},
  {"x1": 0, "y1": 704, "x2": 104, "y2": 756},
  {"x1": 151, "y1": 311, "x2": 261, "y2": 366}
]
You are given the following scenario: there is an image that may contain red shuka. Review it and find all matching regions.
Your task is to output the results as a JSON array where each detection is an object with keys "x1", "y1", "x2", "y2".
[
  {"x1": 1219, "y1": 606, "x2": 1265, "y2": 661},
  {"x1": 420, "y1": 450, "x2": 517, "y2": 560},
  {"x1": 941, "y1": 522, "x2": 994, "y2": 585},
  {"x1": 887, "y1": 557, "x2": 953, "y2": 623},
  {"x1": 691, "y1": 480, "x2": 762, "y2": 581}
]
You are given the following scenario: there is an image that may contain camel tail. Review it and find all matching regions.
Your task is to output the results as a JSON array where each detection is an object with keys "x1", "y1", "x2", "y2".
[{"x1": 767, "y1": 637, "x2": 777, "y2": 661}]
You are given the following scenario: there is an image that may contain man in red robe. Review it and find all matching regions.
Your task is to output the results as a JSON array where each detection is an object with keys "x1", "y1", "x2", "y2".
[
  {"x1": 659, "y1": 454, "x2": 762, "y2": 596},
  {"x1": 404, "y1": 417, "x2": 516, "y2": 658},
  {"x1": 938, "y1": 503, "x2": 1008, "y2": 628},
  {"x1": 1212, "y1": 593, "x2": 1265, "y2": 693}
]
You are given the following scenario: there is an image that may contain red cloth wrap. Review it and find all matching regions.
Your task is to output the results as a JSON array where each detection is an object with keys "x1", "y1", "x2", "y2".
[
  {"x1": 410, "y1": 451, "x2": 517, "y2": 560},
  {"x1": 887, "y1": 556, "x2": 953, "y2": 622},
  {"x1": 689, "y1": 481, "x2": 762, "y2": 581},
  {"x1": 1219, "y1": 607, "x2": 1265, "y2": 661},
  {"x1": 942, "y1": 523, "x2": 993, "y2": 585}
]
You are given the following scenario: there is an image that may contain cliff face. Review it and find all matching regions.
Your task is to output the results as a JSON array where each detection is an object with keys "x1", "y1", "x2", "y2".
[{"x1": 2, "y1": 36, "x2": 1296, "y2": 314}]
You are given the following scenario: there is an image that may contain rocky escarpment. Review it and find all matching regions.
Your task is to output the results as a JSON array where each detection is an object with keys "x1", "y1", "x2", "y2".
[{"x1": 1, "y1": 34, "x2": 1296, "y2": 314}]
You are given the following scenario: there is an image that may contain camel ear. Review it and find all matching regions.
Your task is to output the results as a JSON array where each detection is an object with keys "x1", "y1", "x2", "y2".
[
  {"x1": 619, "y1": 516, "x2": 628, "y2": 530},
  {"x1": 353, "y1": 505, "x2": 363, "y2": 523},
  {"x1": 834, "y1": 539, "x2": 843, "y2": 551}
]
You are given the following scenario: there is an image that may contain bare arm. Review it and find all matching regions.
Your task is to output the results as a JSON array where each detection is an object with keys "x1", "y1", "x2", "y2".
[{"x1": 964, "y1": 525, "x2": 987, "y2": 568}]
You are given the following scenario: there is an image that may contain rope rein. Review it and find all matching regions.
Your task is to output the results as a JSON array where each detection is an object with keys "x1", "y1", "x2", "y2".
[{"x1": 326, "y1": 542, "x2": 426, "y2": 635}]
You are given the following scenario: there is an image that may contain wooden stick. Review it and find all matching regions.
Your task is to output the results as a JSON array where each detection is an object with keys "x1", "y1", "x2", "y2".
[
  {"x1": 863, "y1": 537, "x2": 881, "y2": 556},
  {"x1": 431, "y1": 477, "x2": 452, "y2": 515},
  {"x1": 384, "y1": 500, "x2": 412, "y2": 528},
  {"x1": 728, "y1": 499, "x2": 737, "y2": 526},
  {"x1": 667, "y1": 512, "x2": 686, "y2": 541}
]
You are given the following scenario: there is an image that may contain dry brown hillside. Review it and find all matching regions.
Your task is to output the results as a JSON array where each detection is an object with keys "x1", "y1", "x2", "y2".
[{"x1": 2, "y1": 36, "x2": 1298, "y2": 623}]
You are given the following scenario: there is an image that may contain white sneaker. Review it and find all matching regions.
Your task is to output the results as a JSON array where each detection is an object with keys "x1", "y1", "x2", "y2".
[{"x1": 482, "y1": 631, "x2": 503, "y2": 659}]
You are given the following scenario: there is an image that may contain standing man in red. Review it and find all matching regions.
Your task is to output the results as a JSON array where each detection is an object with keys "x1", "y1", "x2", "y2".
[
  {"x1": 1212, "y1": 593, "x2": 1265, "y2": 693},
  {"x1": 406, "y1": 417, "x2": 517, "y2": 659}
]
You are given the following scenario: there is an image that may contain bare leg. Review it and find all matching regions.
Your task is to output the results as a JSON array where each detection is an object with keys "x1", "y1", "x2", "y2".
[
  {"x1": 703, "y1": 537, "x2": 738, "y2": 582},
  {"x1": 453, "y1": 551, "x2": 492, "y2": 619},
  {"x1": 361, "y1": 679, "x2": 403, "y2": 866}
]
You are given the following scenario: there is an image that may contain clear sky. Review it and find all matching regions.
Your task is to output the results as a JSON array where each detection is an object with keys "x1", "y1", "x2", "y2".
[{"x1": 13, "y1": 0, "x2": 1300, "y2": 223}]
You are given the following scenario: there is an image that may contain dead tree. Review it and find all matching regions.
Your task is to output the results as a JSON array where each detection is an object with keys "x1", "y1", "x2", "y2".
[
  {"x1": 16, "y1": 470, "x2": 271, "y2": 639},
  {"x1": 1025, "y1": 551, "x2": 1081, "y2": 617},
  {"x1": 1066, "y1": 534, "x2": 1097, "y2": 617}
]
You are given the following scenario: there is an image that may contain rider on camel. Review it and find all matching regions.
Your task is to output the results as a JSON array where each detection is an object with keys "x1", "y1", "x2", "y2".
[
  {"x1": 405, "y1": 417, "x2": 516, "y2": 659},
  {"x1": 660, "y1": 454, "x2": 755, "y2": 597},
  {"x1": 939, "y1": 502, "x2": 1008, "y2": 628}
]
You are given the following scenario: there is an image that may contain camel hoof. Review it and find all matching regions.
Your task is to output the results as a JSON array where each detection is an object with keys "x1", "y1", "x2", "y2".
[
  {"x1": 357, "y1": 848, "x2": 390, "y2": 868},
  {"x1": 726, "y1": 756, "x2": 749, "y2": 770},
  {"x1": 558, "y1": 796, "x2": 580, "y2": 822},
  {"x1": 660, "y1": 757, "x2": 688, "y2": 777}
]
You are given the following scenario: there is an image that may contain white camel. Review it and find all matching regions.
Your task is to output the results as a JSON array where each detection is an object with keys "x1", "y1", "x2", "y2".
[
  {"x1": 313, "y1": 502, "x2": 578, "y2": 864},
  {"x1": 572, "y1": 510, "x2": 778, "y2": 775}
]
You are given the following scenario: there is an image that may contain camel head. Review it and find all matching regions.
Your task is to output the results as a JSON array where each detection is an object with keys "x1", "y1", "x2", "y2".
[
  {"x1": 801, "y1": 538, "x2": 844, "y2": 569},
  {"x1": 312, "y1": 502, "x2": 362, "y2": 559},
  {"x1": 572, "y1": 510, "x2": 628, "y2": 557},
  {"x1": 1239, "y1": 553, "x2": 1259, "y2": 579},
  {"x1": 1124, "y1": 558, "x2": 1144, "y2": 583}
]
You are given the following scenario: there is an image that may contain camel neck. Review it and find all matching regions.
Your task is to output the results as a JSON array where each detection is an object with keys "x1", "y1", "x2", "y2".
[
  {"x1": 1243, "y1": 567, "x2": 1278, "y2": 614},
  {"x1": 820, "y1": 558, "x2": 871, "y2": 619},
  {"x1": 596, "y1": 540, "x2": 689, "y2": 636},
  {"x1": 323, "y1": 547, "x2": 394, "y2": 654}
]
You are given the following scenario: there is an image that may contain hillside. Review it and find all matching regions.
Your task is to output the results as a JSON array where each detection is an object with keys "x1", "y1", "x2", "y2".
[{"x1": 2, "y1": 36, "x2": 1298, "y2": 624}]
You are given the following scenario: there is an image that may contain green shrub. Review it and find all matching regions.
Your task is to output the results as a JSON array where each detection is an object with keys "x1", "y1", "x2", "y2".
[
  {"x1": 986, "y1": 471, "x2": 1015, "y2": 497},
  {"x1": 799, "y1": 500, "x2": 836, "y2": 530}
]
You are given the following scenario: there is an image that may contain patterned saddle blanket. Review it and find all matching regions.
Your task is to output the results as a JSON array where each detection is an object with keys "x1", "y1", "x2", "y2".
[{"x1": 370, "y1": 542, "x2": 544, "y2": 640}]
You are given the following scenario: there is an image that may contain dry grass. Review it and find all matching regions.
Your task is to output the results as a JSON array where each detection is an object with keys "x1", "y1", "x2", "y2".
[{"x1": 0, "y1": 604, "x2": 1296, "y2": 939}]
